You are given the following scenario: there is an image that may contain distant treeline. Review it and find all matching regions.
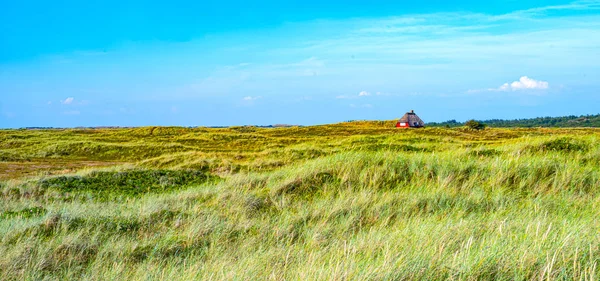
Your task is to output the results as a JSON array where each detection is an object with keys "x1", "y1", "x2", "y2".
[{"x1": 428, "y1": 114, "x2": 600, "y2": 128}]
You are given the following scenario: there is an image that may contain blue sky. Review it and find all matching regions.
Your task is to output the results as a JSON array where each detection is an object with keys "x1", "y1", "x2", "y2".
[{"x1": 1, "y1": 0, "x2": 599, "y2": 127}]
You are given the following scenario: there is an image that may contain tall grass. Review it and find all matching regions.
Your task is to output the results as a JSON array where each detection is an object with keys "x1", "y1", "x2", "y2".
[{"x1": 0, "y1": 125, "x2": 599, "y2": 280}]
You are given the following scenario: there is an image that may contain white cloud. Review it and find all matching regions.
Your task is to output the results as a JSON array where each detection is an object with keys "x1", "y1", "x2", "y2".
[
  {"x1": 61, "y1": 97, "x2": 74, "y2": 104},
  {"x1": 243, "y1": 96, "x2": 262, "y2": 101},
  {"x1": 358, "y1": 91, "x2": 371, "y2": 96},
  {"x1": 498, "y1": 76, "x2": 549, "y2": 91},
  {"x1": 469, "y1": 76, "x2": 550, "y2": 93}
]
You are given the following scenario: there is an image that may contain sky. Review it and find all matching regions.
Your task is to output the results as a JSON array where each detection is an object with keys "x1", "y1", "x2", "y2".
[{"x1": 1, "y1": 0, "x2": 599, "y2": 127}]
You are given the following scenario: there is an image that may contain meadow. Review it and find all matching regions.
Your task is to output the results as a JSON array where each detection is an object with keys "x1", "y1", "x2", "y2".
[{"x1": 1, "y1": 121, "x2": 599, "y2": 280}]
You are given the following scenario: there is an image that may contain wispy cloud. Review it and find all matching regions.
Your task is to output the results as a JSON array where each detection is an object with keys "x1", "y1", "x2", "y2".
[
  {"x1": 172, "y1": 2, "x2": 600, "y2": 104},
  {"x1": 239, "y1": 95, "x2": 263, "y2": 107},
  {"x1": 200, "y1": 4, "x2": 597, "y2": 103},
  {"x1": 503, "y1": 0, "x2": 600, "y2": 19},
  {"x1": 59, "y1": 97, "x2": 90, "y2": 106},
  {"x1": 243, "y1": 96, "x2": 262, "y2": 101},
  {"x1": 338, "y1": 91, "x2": 375, "y2": 99},
  {"x1": 5, "y1": 0, "x2": 599, "y2": 128},
  {"x1": 61, "y1": 97, "x2": 74, "y2": 105}
]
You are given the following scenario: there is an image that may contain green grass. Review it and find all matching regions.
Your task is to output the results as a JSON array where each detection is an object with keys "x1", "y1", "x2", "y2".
[{"x1": 1, "y1": 123, "x2": 599, "y2": 280}]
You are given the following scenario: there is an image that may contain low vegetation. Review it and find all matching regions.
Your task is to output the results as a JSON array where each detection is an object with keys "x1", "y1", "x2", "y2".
[
  {"x1": 429, "y1": 113, "x2": 600, "y2": 128},
  {"x1": 465, "y1": 120, "x2": 486, "y2": 131},
  {"x1": 1, "y1": 123, "x2": 599, "y2": 280}
]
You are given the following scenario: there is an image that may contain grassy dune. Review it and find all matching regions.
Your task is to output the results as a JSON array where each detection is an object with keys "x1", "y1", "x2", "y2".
[{"x1": 1, "y1": 122, "x2": 599, "y2": 280}]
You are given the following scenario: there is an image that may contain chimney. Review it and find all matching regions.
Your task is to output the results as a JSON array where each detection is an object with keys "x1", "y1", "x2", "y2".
[{"x1": 410, "y1": 110, "x2": 414, "y2": 113}]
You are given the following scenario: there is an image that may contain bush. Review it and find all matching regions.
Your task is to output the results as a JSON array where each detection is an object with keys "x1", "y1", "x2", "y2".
[
  {"x1": 537, "y1": 138, "x2": 588, "y2": 153},
  {"x1": 465, "y1": 120, "x2": 486, "y2": 130}
]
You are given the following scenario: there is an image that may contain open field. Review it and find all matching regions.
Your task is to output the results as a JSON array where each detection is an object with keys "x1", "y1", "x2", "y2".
[{"x1": 1, "y1": 122, "x2": 600, "y2": 280}]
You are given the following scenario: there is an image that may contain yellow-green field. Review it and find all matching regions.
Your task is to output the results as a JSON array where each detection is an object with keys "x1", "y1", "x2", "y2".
[{"x1": 1, "y1": 122, "x2": 600, "y2": 280}]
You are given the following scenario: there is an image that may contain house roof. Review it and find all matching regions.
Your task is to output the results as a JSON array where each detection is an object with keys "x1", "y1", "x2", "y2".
[{"x1": 398, "y1": 110, "x2": 425, "y2": 126}]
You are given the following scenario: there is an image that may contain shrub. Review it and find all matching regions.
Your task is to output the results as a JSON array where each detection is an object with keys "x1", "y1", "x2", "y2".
[
  {"x1": 537, "y1": 138, "x2": 589, "y2": 153},
  {"x1": 35, "y1": 170, "x2": 218, "y2": 200},
  {"x1": 468, "y1": 148, "x2": 500, "y2": 157},
  {"x1": 465, "y1": 120, "x2": 486, "y2": 130}
]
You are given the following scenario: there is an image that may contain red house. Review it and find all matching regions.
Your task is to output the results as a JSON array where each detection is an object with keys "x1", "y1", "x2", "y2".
[{"x1": 396, "y1": 110, "x2": 425, "y2": 128}]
